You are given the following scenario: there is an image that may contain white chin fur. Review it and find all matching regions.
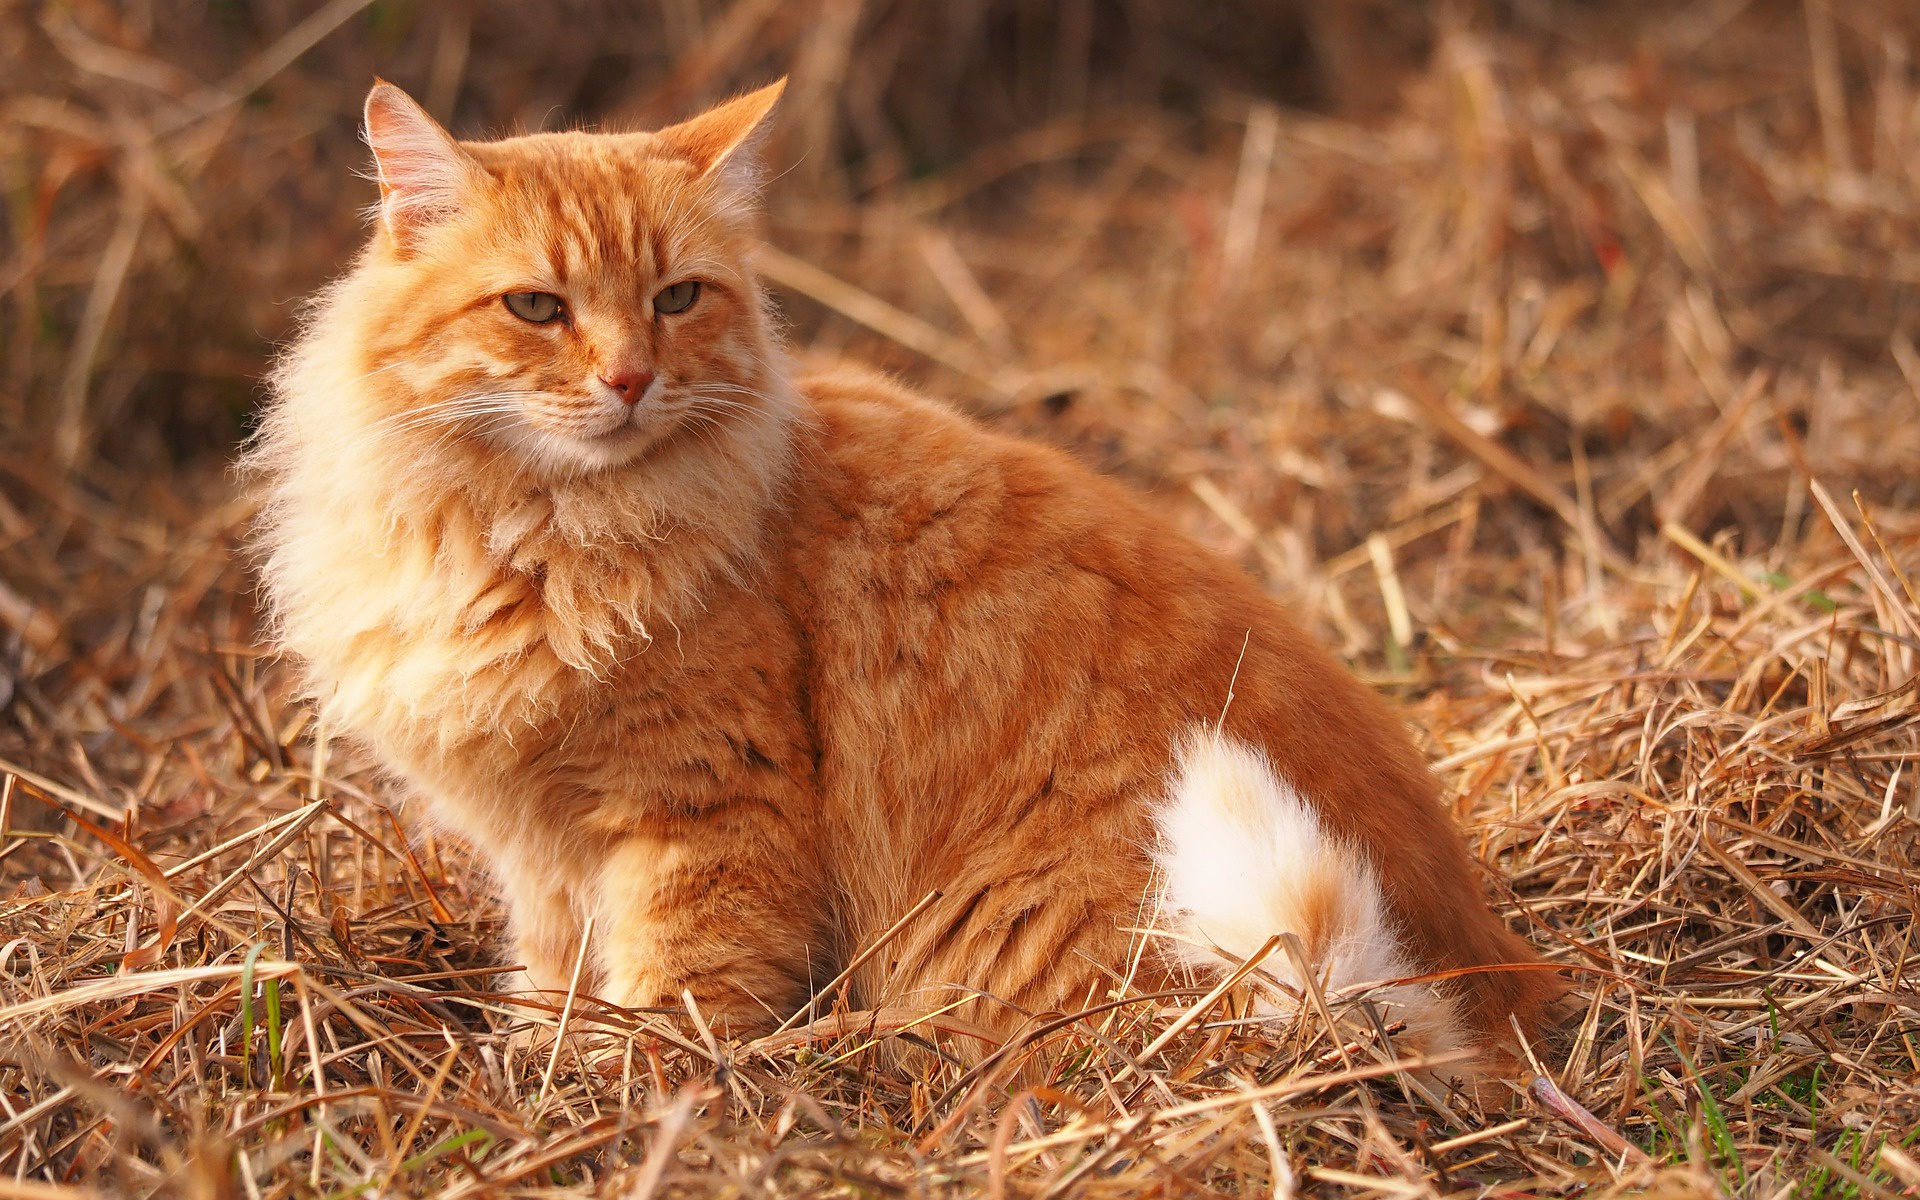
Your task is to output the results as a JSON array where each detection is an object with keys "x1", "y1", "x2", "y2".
[
  {"x1": 498, "y1": 415, "x2": 667, "y2": 475},
  {"x1": 1152, "y1": 726, "x2": 1465, "y2": 1065}
]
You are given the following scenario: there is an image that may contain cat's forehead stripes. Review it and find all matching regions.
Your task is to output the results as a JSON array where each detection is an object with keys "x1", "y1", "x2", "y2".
[{"x1": 465, "y1": 134, "x2": 728, "y2": 287}]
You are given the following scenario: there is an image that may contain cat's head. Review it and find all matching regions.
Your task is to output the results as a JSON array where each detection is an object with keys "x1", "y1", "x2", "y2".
[{"x1": 323, "y1": 79, "x2": 789, "y2": 477}]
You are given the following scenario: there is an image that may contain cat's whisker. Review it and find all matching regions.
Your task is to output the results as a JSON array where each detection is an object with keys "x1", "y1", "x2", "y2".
[
  {"x1": 373, "y1": 389, "x2": 507, "y2": 419},
  {"x1": 363, "y1": 413, "x2": 523, "y2": 455},
  {"x1": 683, "y1": 381, "x2": 772, "y2": 400},
  {"x1": 422, "y1": 411, "x2": 527, "y2": 456},
  {"x1": 371, "y1": 405, "x2": 511, "y2": 440},
  {"x1": 375, "y1": 407, "x2": 523, "y2": 440},
  {"x1": 680, "y1": 409, "x2": 733, "y2": 439},
  {"x1": 392, "y1": 391, "x2": 551, "y2": 422},
  {"x1": 681, "y1": 395, "x2": 760, "y2": 417},
  {"x1": 389, "y1": 388, "x2": 551, "y2": 413},
  {"x1": 367, "y1": 392, "x2": 556, "y2": 444},
  {"x1": 680, "y1": 384, "x2": 772, "y2": 407}
]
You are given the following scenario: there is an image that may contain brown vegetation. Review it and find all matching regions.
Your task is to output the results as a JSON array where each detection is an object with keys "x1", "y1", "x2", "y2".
[{"x1": 2, "y1": 1, "x2": 1917, "y2": 1195}]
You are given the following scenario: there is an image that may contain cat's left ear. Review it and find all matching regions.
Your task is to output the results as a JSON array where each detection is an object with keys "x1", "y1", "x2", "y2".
[
  {"x1": 652, "y1": 78, "x2": 787, "y2": 197},
  {"x1": 363, "y1": 81, "x2": 474, "y2": 246}
]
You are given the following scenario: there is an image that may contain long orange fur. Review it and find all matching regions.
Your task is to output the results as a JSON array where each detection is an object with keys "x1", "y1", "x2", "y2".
[{"x1": 249, "y1": 79, "x2": 1560, "y2": 1074}]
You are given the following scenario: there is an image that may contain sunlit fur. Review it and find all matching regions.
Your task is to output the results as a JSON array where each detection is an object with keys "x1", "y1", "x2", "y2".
[
  {"x1": 250, "y1": 82, "x2": 1559, "y2": 1075},
  {"x1": 1154, "y1": 729, "x2": 1461, "y2": 1060}
]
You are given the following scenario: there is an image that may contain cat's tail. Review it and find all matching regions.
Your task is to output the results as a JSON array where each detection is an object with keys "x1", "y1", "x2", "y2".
[{"x1": 1151, "y1": 726, "x2": 1464, "y2": 1063}]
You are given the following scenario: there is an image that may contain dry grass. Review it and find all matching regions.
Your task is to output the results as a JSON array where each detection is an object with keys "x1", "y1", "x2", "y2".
[{"x1": 3, "y1": 1, "x2": 1919, "y2": 1196}]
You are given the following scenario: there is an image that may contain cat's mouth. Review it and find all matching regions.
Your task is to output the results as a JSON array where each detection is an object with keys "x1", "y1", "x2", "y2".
[{"x1": 506, "y1": 390, "x2": 703, "y2": 474}]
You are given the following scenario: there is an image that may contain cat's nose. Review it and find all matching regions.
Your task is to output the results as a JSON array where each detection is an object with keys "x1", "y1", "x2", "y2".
[{"x1": 601, "y1": 368, "x2": 656, "y2": 402}]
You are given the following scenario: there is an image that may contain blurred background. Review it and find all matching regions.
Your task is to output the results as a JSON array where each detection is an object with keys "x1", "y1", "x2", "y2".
[
  {"x1": 3, "y1": 0, "x2": 1920, "y2": 772},
  {"x1": 6, "y1": 0, "x2": 1920, "y2": 784},
  {"x1": 7, "y1": 0, "x2": 1917, "y2": 494}
]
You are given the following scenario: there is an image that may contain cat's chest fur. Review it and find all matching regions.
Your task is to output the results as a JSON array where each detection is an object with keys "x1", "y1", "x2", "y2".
[
  {"x1": 299, "y1": 380, "x2": 1006, "y2": 858},
  {"x1": 281, "y1": 456, "x2": 808, "y2": 852}
]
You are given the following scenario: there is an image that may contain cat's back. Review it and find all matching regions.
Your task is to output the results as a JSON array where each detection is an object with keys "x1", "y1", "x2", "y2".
[
  {"x1": 785, "y1": 362, "x2": 1189, "y2": 586},
  {"x1": 786, "y1": 363, "x2": 1109, "y2": 548},
  {"x1": 781, "y1": 363, "x2": 1231, "y2": 683}
]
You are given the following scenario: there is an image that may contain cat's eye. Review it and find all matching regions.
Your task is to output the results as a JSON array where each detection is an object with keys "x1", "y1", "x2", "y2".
[
  {"x1": 654, "y1": 281, "x2": 701, "y2": 315},
  {"x1": 503, "y1": 291, "x2": 564, "y2": 323}
]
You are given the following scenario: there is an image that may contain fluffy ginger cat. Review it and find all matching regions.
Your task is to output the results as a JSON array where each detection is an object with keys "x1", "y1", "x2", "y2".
[{"x1": 251, "y1": 78, "x2": 1559, "y2": 1074}]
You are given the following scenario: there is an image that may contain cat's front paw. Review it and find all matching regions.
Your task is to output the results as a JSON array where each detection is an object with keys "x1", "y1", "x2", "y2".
[
  {"x1": 493, "y1": 956, "x2": 579, "y2": 1053},
  {"x1": 497, "y1": 997, "x2": 632, "y2": 1077}
]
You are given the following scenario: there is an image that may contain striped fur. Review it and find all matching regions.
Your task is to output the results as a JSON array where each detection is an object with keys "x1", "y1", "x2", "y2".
[{"x1": 249, "y1": 81, "x2": 1559, "y2": 1077}]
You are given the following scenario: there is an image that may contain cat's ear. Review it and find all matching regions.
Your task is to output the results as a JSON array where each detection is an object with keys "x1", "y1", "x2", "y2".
[
  {"x1": 653, "y1": 78, "x2": 786, "y2": 196},
  {"x1": 363, "y1": 81, "x2": 473, "y2": 244}
]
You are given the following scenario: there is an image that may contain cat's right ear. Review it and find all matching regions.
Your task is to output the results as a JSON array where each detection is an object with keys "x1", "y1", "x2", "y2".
[
  {"x1": 363, "y1": 81, "x2": 472, "y2": 247},
  {"x1": 652, "y1": 78, "x2": 787, "y2": 199}
]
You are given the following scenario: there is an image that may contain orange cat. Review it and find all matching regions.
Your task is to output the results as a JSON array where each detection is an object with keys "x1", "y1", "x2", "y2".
[{"x1": 250, "y1": 79, "x2": 1559, "y2": 1074}]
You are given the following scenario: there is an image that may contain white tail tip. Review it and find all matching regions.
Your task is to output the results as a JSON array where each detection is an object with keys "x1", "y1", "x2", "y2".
[{"x1": 1152, "y1": 727, "x2": 1462, "y2": 1057}]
